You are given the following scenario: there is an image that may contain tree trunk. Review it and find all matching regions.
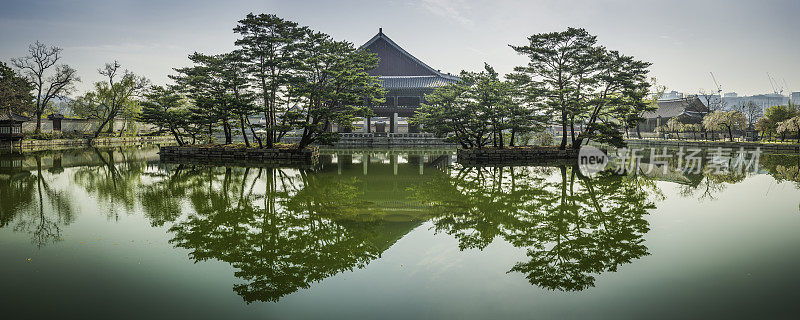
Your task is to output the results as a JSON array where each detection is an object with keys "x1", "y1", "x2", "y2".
[
  {"x1": 106, "y1": 119, "x2": 114, "y2": 134},
  {"x1": 35, "y1": 111, "x2": 43, "y2": 134},
  {"x1": 264, "y1": 111, "x2": 273, "y2": 148},
  {"x1": 94, "y1": 117, "x2": 112, "y2": 138},
  {"x1": 169, "y1": 127, "x2": 184, "y2": 146},
  {"x1": 239, "y1": 115, "x2": 250, "y2": 147},
  {"x1": 569, "y1": 115, "x2": 576, "y2": 146},
  {"x1": 559, "y1": 110, "x2": 568, "y2": 150},
  {"x1": 728, "y1": 126, "x2": 734, "y2": 142},
  {"x1": 223, "y1": 121, "x2": 232, "y2": 145}
]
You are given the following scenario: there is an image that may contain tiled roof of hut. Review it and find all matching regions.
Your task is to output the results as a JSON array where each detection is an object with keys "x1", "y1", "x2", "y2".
[
  {"x1": 642, "y1": 96, "x2": 709, "y2": 119},
  {"x1": 0, "y1": 109, "x2": 30, "y2": 123}
]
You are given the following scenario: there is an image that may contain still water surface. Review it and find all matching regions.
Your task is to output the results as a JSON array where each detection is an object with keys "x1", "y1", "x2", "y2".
[{"x1": 1, "y1": 147, "x2": 800, "y2": 319}]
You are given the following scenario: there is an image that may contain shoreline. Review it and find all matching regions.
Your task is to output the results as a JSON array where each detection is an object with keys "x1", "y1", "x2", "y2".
[
  {"x1": 0, "y1": 136, "x2": 176, "y2": 153},
  {"x1": 159, "y1": 145, "x2": 320, "y2": 166},
  {"x1": 624, "y1": 139, "x2": 800, "y2": 153}
]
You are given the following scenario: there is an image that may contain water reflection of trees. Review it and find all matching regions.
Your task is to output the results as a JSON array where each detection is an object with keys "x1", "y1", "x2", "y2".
[
  {"x1": 0, "y1": 154, "x2": 74, "y2": 247},
  {"x1": 412, "y1": 165, "x2": 657, "y2": 291},
  {"x1": 142, "y1": 165, "x2": 420, "y2": 303},
  {"x1": 72, "y1": 148, "x2": 149, "y2": 220},
  {"x1": 760, "y1": 154, "x2": 800, "y2": 211},
  {"x1": 761, "y1": 154, "x2": 800, "y2": 186},
  {"x1": 6, "y1": 146, "x2": 800, "y2": 301}
]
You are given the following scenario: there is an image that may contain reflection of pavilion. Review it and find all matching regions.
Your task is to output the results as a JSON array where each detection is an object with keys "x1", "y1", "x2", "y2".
[{"x1": 316, "y1": 150, "x2": 455, "y2": 220}]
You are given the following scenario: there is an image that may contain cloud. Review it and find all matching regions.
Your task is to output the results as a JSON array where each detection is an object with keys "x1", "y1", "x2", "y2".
[{"x1": 419, "y1": 0, "x2": 474, "y2": 26}]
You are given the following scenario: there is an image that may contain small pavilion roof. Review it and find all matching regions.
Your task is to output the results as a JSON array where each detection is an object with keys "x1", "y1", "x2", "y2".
[
  {"x1": 0, "y1": 109, "x2": 30, "y2": 123},
  {"x1": 642, "y1": 96, "x2": 709, "y2": 119}
]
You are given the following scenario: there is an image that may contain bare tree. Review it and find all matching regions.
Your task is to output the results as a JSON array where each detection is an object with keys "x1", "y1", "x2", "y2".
[
  {"x1": 11, "y1": 41, "x2": 80, "y2": 133},
  {"x1": 698, "y1": 90, "x2": 726, "y2": 112},
  {"x1": 734, "y1": 101, "x2": 764, "y2": 129}
]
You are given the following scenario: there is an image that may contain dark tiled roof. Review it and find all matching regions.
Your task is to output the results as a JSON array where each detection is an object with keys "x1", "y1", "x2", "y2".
[
  {"x1": 378, "y1": 75, "x2": 460, "y2": 89},
  {"x1": 0, "y1": 109, "x2": 29, "y2": 123},
  {"x1": 642, "y1": 96, "x2": 709, "y2": 119},
  {"x1": 362, "y1": 30, "x2": 460, "y2": 89},
  {"x1": 362, "y1": 31, "x2": 442, "y2": 76}
]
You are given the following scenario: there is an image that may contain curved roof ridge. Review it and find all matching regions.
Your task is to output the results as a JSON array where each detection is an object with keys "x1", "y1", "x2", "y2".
[{"x1": 362, "y1": 30, "x2": 458, "y2": 81}]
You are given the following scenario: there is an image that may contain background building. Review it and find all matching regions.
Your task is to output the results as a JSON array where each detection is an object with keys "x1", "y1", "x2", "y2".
[{"x1": 639, "y1": 96, "x2": 709, "y2": 132}]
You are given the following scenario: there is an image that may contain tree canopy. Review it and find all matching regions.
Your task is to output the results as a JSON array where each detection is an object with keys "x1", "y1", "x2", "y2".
[
  {"x1": 702, "y1": 110, "x2": 747, "y2": 142},
  {"x1": 414, "y1": 63, "x2": 543, "y2": 148},
  {"x1": 510, "y1": 28, "x2": 653, "y2": 149},
  {"x1": 135, "y1": 13, "x2": 384, "y2": 149},
  {"x1": 72, "y1": 61, "x2": 148, "y2": 137},
  {"x1": 0, "y1": 61, "x2": 34, "y2": 115}
]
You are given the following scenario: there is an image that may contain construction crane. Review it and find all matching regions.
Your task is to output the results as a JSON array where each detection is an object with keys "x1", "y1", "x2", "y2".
[
  {"x1": 767, "y1": 72, "x2": 784, "y2": 96},
  {"x1": 782, "y1": 78, "x2": 790, "y2": 98},
  {"x1": 710, "y1": 72, "x2": 722, "y2": 96}
]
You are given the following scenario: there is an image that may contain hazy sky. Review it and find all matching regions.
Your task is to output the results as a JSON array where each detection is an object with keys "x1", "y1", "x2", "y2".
[{"x1": 2, "y1": 0, "x2": 799, "y2": 96}]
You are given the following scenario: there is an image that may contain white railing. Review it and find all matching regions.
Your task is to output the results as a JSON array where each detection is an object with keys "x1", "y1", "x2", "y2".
[
  {"x1": 388, "y1": 133, "x2": 437, "y2": 138},
  {"x1": 339, "y1": 133, "x2": 375, "y2": 138}
]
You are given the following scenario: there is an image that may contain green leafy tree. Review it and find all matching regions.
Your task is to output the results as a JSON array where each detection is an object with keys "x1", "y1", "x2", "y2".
[
  {"x1": 702, "y1": 110, "x2": 746, "y2": 142},
  {"x1": 72, "y1": 61, "x2": 147, "y2": 137},
  {"x1": 222, "y1": 51, "x2": 261, "y2": 147},
  {"x1": 172, "y1": 53, "x2": 236, "y2": 144},
  {"x1": 622, "y1": 78, "x2": 662, "y2": 139},
  {"x1": 139, "y1": 85, "x2": 191, "y2": 146},
  {"x1": 760, "y1": 104, "x2": 798, "y2": 140},
  {"x1": 666, "y1": 117, "x2": 685, "y2": 139},
  {"x1": 414, "y1": 64, "x2": 542, "y2": 148},
  {"x1": 510, "y1": 28, "x2": 652, "y2": 149},
  {"x1": 510, "y1": 28, "x2": 597, "y2": 149},
  {"x1": 234, "y1": 13, "x2": 308, "y2": 148},
  {"x1": 292, "y1": 32, "x2": 384, "y2": 149},
  {"x1": 777, "y1": 116, "x2": 800, "y2": 143},
  {"x1": 411, "y1": 82, "x2": 473, "y2": 147},
  {"x1": 0, "y1": 61, "x2": 34, "y2": 114}
]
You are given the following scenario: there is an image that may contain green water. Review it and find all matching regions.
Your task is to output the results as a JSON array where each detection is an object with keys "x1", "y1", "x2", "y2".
[{"x1": 1, "y1": 147, "x2": 800, "y2": 319}]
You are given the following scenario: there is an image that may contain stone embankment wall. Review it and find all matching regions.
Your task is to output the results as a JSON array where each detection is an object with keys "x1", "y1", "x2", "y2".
[
  {"x1": 280, "y1": 133, "x2": 454, "y2": 147},
  {"x1": 0, "y1": 136, "x2": 175, "y2": 151},
  {"x1": 457, "y1": 147, "x2": 578, "y2": 165},
  {"x1": 159, "y1": 146, "x2": 319, "y2": 166},
  {"x1": 21, "y1": 119, "x2": 158, "y2": 134},
  {"x1": 625, "y1": 139, "x2": 800, "y2": 153}
]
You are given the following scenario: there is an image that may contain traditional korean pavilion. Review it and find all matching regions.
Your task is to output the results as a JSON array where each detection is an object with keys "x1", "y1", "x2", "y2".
[
  {"x1": 639, "y1": 96, "x2": 709, "y2": 132},
  {"x1": 360, "y1": 29, "x2": 459, "y2": 133},
  {"x1": 0, "y1": 109, "x2": 28, "y2": 142}
]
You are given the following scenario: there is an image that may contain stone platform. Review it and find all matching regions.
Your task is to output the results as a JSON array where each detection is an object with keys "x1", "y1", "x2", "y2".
[
  {"x1": 159, "y1": 145, "x2": 319, "y2": 166},
  {"x1": 457, "y1": 147, "x2": 578, "y2": 165}
]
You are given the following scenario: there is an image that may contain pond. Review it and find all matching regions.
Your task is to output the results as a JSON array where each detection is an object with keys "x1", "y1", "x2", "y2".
[{"x1": 1, "y1": 146, "x2": 800, "y2": 319}]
